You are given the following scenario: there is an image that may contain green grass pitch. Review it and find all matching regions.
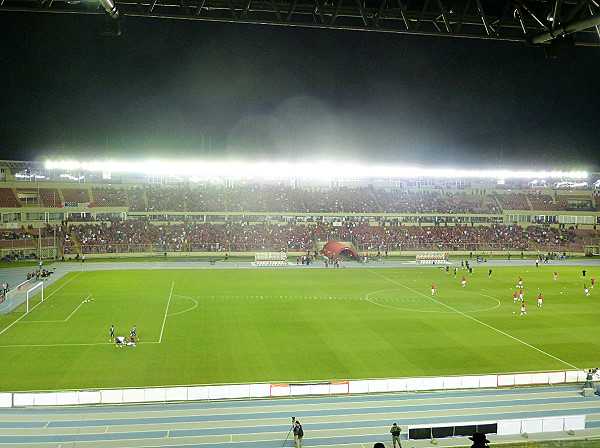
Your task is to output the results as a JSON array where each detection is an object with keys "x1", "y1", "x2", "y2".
[{"x1": 0, "y1": 265, "x2": 597, "y2": 392}]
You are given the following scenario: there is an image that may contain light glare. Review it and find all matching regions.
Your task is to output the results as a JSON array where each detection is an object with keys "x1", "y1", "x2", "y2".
[{"x1": 44, "y1": 160, "x2": 589, "y2": 181}]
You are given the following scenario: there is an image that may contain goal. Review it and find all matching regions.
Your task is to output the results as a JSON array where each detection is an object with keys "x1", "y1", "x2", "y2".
[
  {"x1": 416, "y1": 252, "x2": 448, "y2": 265},
  {"x1": 254, "y1": 252, "x2": 288, "y2": 266},
  {"x1": 26, "y1": 282, "x2": 44, "y2": 313}
]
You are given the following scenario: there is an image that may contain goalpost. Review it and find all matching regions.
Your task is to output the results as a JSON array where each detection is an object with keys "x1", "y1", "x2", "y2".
[
  {"x1": 26, "y1": 282, "x2": 44, "y2": 314},
  {"x1": 254, "y1": 252, "x2": 288, "y2": 266}
]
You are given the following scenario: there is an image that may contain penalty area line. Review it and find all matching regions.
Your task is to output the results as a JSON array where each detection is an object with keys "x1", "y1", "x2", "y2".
[
  {"x1": 159, "y1": 282, "x2": 174, "y2": 343},
  {"x1": 367, "y1": 269, "x2": 579, "y2": 371},
  {"x1": 0, "y1": 272, "x2": 82, "y2": 338},
  {"x1": 65, "y1": 293, "x2": 92, "y2": 321}
]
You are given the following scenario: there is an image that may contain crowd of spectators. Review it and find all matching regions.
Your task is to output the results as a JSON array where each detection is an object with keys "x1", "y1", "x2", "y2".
[
  {"x1": 91, "y1": 187, "x2": 127, "y2": 207},
  {"x1": 2, "y1": 184, "x2": 600, "y2": 213},
  {"x1": 49, "y1": 218, "x2": 588, "y2": 254}
]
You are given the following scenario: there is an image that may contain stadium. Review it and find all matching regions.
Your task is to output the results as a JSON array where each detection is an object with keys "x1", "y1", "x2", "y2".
[{"x1": 1, "y1": 159, "x2": 600, "y2": 448}]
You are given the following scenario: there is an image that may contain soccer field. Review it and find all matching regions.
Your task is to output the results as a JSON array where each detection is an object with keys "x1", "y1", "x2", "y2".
[{"x1": 0, "y1": 264, "x2": 597, "y2": 392}]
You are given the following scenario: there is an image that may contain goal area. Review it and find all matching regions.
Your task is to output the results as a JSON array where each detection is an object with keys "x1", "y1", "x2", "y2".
[
  {"x1": 26, "y1": 282, "x2": 44, "y2": 313},
  {"x1": 416, "y1": 252, "x2": 449, "y2": 264},
  {"x1": 254, "y1": 252, "x2": 288, "y2": 266}
]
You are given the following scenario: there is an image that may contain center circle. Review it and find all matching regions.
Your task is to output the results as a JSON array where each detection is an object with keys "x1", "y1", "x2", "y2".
[{"x1": 364, "y1": 288, "x2": 500, "y2": 313}]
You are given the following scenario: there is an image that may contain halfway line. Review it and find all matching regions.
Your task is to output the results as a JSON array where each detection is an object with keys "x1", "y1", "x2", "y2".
[
  {"x1": 159, "y1": 282, "x2": 174, "y2": 343},
  {"x1": 367, "y1": 269, "x2": 579, "y2": 370}
]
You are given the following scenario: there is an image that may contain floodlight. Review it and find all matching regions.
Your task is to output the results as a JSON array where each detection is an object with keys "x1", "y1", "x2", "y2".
[{"x1": 43, "y1": 159, "x2": 589, "y2": 182}]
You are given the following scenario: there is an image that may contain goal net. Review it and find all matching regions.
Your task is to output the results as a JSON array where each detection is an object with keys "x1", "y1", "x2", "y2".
[
  {"x1": 416, "y1": 252, "x2": 448, "y2": 264},
  {"x1": 26, "y1": 282, "x2": 44, "y2": 313},
  {"x1": 254, "y1": 252, "x2": 288, "y2": 266},
  {"x1": 0, "y1": 279, "x2": 38, "y2": 314}
]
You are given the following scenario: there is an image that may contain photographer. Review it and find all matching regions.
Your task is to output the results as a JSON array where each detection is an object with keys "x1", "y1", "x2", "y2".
[{"x1": 293, "y1": 420, "x2": 304, "y2": 448}]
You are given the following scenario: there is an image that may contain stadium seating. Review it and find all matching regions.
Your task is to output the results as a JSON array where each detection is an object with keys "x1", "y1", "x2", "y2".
[
  {"x1": 38, "y1": 188, "x2": 62, "y2": 207},
  {"x1": 62, "y1": 188, "x2": 90, "y2": 204},
  {"x1": 91, "y1": 188, "x2": 127, "y2": 207},
  {"x1": 0, "y1": 188, "x2": 20, "y2": 207},
  {"x1": 496, "y1": 193, "x2": 530, "y2": 210}
]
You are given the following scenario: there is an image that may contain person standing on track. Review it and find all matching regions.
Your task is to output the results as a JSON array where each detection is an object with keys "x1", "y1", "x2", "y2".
[
  {"x1": 293, "y1": 420, "x2": 304, "y2": 448},
  {"x1": 390, "y1": 422, "x2": 402, "y2": 448}
]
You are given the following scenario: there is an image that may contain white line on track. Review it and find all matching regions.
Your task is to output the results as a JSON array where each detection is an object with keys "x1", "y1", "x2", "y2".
[
  {"x1": 367, "y1": 269, "x2": 579, "y2": 370},
  {"x1": 159, "y1": 281, "x2": 174, "y2": 343},
  {"x1": 0, "y1": 272, "x2": 82, "y2": 338}
]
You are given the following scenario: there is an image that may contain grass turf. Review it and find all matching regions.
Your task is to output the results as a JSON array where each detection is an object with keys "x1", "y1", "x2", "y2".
[{"x1": 0, "y1": 264, "x2": 597, "y2": 392}]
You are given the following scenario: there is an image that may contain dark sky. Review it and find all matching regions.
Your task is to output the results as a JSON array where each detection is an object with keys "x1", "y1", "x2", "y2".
[{"x1": 1, "y1": 12, "x2": 599, "y2": 170}]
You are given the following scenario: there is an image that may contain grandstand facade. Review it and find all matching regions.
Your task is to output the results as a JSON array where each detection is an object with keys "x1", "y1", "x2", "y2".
[{"x1": 0, "y1": 160, "x2": 599, "y2": 259}]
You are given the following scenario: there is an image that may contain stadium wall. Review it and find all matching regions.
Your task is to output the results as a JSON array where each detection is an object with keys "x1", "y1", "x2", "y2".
[{"x1": 1, "y1": 369, "x2": 588, "y2": 408}]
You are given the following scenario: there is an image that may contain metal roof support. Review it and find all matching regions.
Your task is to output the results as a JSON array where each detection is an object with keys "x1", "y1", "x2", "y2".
[
  {"x1": 531, "y1": 10, "x2": 600, "y2": 43},
  {"x1": 99, "y1": 0, "x2": 119, "y2": 18}
]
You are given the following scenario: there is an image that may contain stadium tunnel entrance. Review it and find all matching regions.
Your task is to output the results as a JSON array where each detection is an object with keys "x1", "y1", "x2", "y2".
[{"x1": 320, "y1": 241, "x2": 358, "y2": 260}]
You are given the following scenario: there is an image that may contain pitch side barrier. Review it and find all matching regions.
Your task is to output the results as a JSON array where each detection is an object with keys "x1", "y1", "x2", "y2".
[
  {"x1": 0, "y1": 279, "x2": 33, "y2": 314},
  {"x1": 2, "y1": 369, "x2": 588, "y2": 409}
]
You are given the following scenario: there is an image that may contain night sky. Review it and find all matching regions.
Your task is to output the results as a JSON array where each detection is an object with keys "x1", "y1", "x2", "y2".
[{"x1": 1, "y1": 12, "x2": 599, "y2": 170}]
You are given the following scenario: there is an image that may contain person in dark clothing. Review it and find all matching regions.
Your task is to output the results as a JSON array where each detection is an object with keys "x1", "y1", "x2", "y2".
[
  {"x1": 469, "y1": 432, "x2": 490, "y2": 447},
  {"x1": 293, "y1": 420, "x2": 304, "y2": 448},
  {"x1": 390, "y1": 422, "x2": 402, "y2": 447}
]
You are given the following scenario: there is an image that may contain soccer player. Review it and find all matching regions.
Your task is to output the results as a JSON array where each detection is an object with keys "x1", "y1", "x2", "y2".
[
  {"x1": 520, "y1": 301, "x2": 527, "y2": 315},
  {"x1": 553, "y1": 271, "x2": 558, "y2": 281},
  {"x1": 513, "y1": 292, "x2": 518, "y2": 303},
  {"x1": 488, "y1": 269, "x2": 492, "y2": 278},
  {"x1": 538, "y1": 294, "x2": 543, "y2": 307},
  {"x1": 462, "y1": 276, "x2": 466, "y2": 287},
  {"x1": 583, "y1": 269, "x2": 587, "y2": 279},
  {"x1": 518, "y1": 277, "x2": 523, "y2": 287},
  {"x1": 445, "y1": 266, "x2": 449, "y2": 274},
  {"x1": 431, "y1": 283, "x2": 435, "y2": 295},
  {"x1": 585, "y1": 285, "x2": 590, "y2": 296},
  {"x1": 519, "y1": 288, "x2": 524, "y2": 301},
  {"x1": 115, "y1": 336, "x2": 126, "y2": 346},
  {"x1": 592, "y1": 278, "x2": 595, "y2": 288},
  {"x1": 130, "y1": 325, "x2": 138, "y2": 341},
  {"x1": 454, "y1": 267, "x2": 458, "y2": 278},
  {"x1": 110, "y1": 325, "x2": 115, "y2": 341}
]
